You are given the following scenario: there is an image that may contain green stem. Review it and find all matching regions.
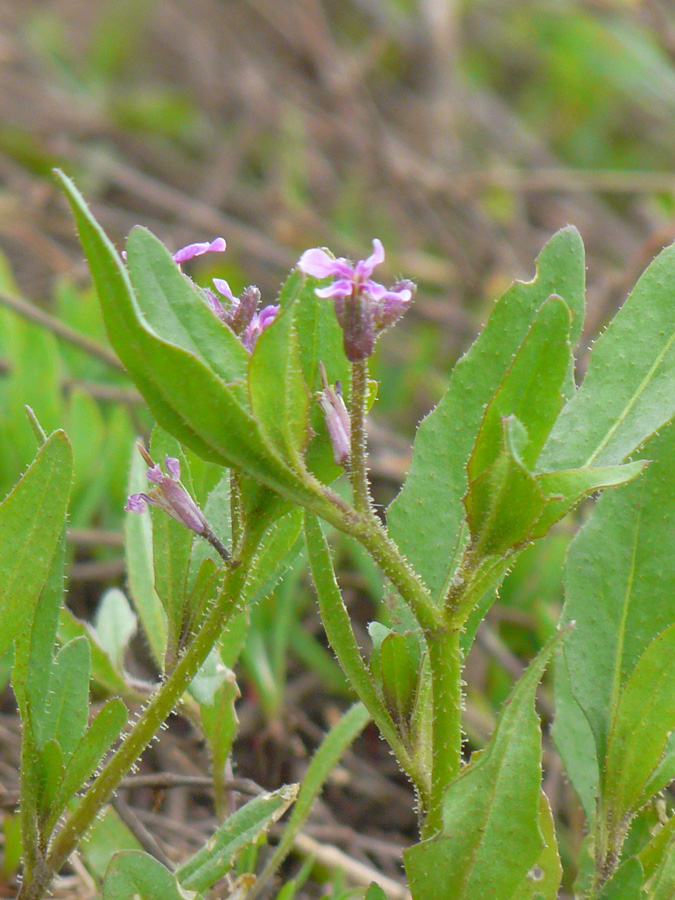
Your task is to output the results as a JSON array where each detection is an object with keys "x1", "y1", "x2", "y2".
[
  {"x1": 422, "y1": 626, "x2": 463, "y2": 838},
  {"x1": 18, "y1": 550, "x2": 254, "y2": 900},
  {"x1": 349, "y1": 359, "x2": 371, "y2": 513}
]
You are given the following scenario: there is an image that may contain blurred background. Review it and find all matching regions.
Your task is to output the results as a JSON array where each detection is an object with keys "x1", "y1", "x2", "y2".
[{"x1": 2, "y1": 0, "x2": 675, "y2": 896}]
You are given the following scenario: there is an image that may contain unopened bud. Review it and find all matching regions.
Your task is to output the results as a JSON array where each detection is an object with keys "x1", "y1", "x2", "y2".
[{"x1": 319, "y1": 362, "x2": 351, "y2": 466}]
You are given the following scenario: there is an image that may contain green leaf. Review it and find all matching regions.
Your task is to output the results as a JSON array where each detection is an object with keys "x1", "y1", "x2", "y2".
[
  {"x1": 125, "y1": 445, "x2": 167, "y2": 666},
  {"x1": 249, "y1": 297, "x2": 311, "y2": 466},
  {"x1": 303, "y1": 514, "x2": 415, "y2": 781},
  {"x1": 58, "y1": 608, "x2": 130, "y2": 697},
  {"x1": 507, "y1": 793, "x2": 562, "y2": 900},
  {"x1": 56, "y1": 171, "x2": 313, "y2": 505},
  {"x1": 529, "y1": 461, "x2": 645, "y2": 540},
  {"x1": 240, "y1": 509, "x2": 303, "y2": 607},
  {"x1": 595, "y1": 857, "x2": 644, "y2": 899},
  {"x1": 201, "y1": 673, "x2": 239, "y2": 800},
  {"x1": 46, "y1": 698, "x2": 128, "y2": 832},
  {"x1": 379, "y1": 631, "x2": 419, "y2": 725},
  {"x1": 559, "y1": 421, "x2": 675, "y2": 775},
  {"x1": 639, "y1": 815, "x2": 675, "y2": 882},
  {"x1": 649, "y1": 841, "x2": 675, "y2": 900},
  {"x1": 388, "y1": 227, "x2": 585, "y2": 598},
  {"x1": 552, "y1": 655, "x2": 598, "y2": 821},
  {"x1": 93, "y1": 589, "x2": 137, "y2": 675},
  {"x1": 0, "y1": 430, "x2": 72, "y2": 659},
  {"x1": 365, "y1": 885, "x2": 388, "y2": 900},
  {"x1": 604, "y1": 623, "x2": 675, "y2": 820},
  {"x1": 403, "y1": 631, "x2": 567, "y2": 900},
  {"x1": 103, "y1": 850, "x2": 190, "y2": 900},
  {"x1": 38, "y1": 636, "x2": 90, "y2": 759},
  {"x1": 80, "y1": 807, "x2": 143, "y2": 881},
  {"x1": 540, "y1": 240, "x2": 675, "y2": 471},
  {"x1": 465, "y1": 416, "x2": 546, "y2": 558},
  {"x1": 251, "y1": 702, "x2": 370, "y2": 895},
  {"x1": 293, "y1": 270, "x2": 351, "y2": 483},
  {"x1": 126, "y1": 226, "x2": 249, "y2": 385},
  {"x1": 468, "y1": 295, "x2": 571, "y2": 480},
  {"x1": 36, "y1": 739, "x2": 64, "y2": 824},
  {"x1": 176, "y1": 784, "x2": 298, "y2": 892}
]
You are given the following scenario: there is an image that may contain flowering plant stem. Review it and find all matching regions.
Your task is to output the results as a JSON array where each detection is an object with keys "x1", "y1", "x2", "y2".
[
  {"x1": 17, "y1": 540, "x2": 258, "y2": 900},
  {"x1": 423, "y1": 626, "x2": 463, "y2": 838},
  {"x1": 349, "y1": 359, "x2": 372, "y2": 513}
]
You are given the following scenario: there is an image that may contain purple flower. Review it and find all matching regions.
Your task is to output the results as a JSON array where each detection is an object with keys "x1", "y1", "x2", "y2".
[
  {"x1": 319, "y1": 363, "x2": 351, "y2": 466},
  {"x1": 125, "y1": 449, "x2": 208, "y2": 535},
  {"x1": 172, "y1": 237, "x2": 226, "y2": 265},
  {"x1": 206, "y1": 278, "x2": 278, "y2": 352},
  {"x1": 241, "y1": 304, "x2": 279, "y2": 352},
  {"x1": 298, "y1": 240, "x2": 414, "y2": 361}
]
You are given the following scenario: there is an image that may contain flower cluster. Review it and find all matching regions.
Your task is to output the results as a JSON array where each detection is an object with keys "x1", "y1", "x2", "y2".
[
  {"x1": 298, "y1": 239, "x2": 414, "y2": 361},
  {"x1": 171, "y1": 237, "x2": 278, "y2": 352},
  {"x1": 205, "y1": 280, "x2": 279, "y2": 353}
]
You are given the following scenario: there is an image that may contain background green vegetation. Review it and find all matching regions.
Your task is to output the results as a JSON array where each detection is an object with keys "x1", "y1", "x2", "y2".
[{"x1": 2, "y1": 1, "x2": 675, "y2": 897}]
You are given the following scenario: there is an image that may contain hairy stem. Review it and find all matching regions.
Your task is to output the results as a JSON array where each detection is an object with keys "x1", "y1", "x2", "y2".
[
  {"x1": 18, "y1": 548, "x2": 254, "y2": 900},
  {"x1": 349, "y1": 359, "x2": 372, "y2": 513},
  {"x1": 422, "y1": 626, "x2": 463, "y2": 838}
]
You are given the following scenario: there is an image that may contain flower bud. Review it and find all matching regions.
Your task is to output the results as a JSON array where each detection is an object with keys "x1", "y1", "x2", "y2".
[{"x1": 319, "y1": 363, "x2": 351, "y2": 466}]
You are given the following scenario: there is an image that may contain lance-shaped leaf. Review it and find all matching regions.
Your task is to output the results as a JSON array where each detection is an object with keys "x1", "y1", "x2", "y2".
[
  {"x1": 126, "y1": 225, "x2": 249, "y2": 385},
  {"x1": 59, "y1": 607, "x2": 132, "y2": 698},
  {"x1": 403, "y1": 630, "x2": 567, "y2": 900},
  {"x1": 103, "y1": 851, "x2": 189, "y2": 900},
  {"x1": 56, "y1": 171, "x2": 315, "y2": 507},
  {"x1": 176, "y1": 784, "x2": 298, "y2": 892},
  {"x1": 45, "y1": 698, "x2": 128, "y2": 833},
  {"x1": 639, "y1": 814, "x2": 675, "y2": 883},
  {"x1": 0, "y1": 430, "x2": 72, "y2": 659},
  {"x1": 559, "y1": 421, "x2": 675, "y2": 776},
  {"x1": 507, "y1": 793, "x2": 562, "y2": 900},
  {"x1": 251, "y1": 702, "x2": 370, "y2": 897},
  {"x1": 248, "y1": 298, "x2": 311, "y2": 468},
  {"x1": 552, "y1": 655, "x2": 599, "y2": 821},
  {"x1": 93, "y1": 589, "x2": 137, "y2": 676},
  {"x1": 465, "y1": 416, "x2": 546, "y2": 559},
  {"x1": 12, "y1": 529, "x2": 67, "y2": 868},
  {"x1": 603, "y1": 623, "x2": 675, "y2": 824},
  {"x1": 530, "y1": 461, "x2": 645, "y2": 539},
  {"x1": 540, "y1": 240, "x2": 675, "y2": 471},
  {"x1": 468, "y1": 294, "x2": 571, "y2": 480},
  {"x1": 648, "y1": 842, "x2": 675, "y2": 900},
  {"x1": 37, "y1": 636, "x2": 90, "y2": 759},
  {"x1": 388, "y1": 227, "x2": 585, "y2": 598}
]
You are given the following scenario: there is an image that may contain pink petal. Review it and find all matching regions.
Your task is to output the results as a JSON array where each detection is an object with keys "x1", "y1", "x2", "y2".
[
  {"x1": 298, "y1": 248, "x2": 352, "y2": 280},
  {"x1": 213, "y1": 278, "x2": 235, "y2": 302},
  {"x1": 165, "y1": 457, "x2": 181, "y2": 480},
  {"x1": 173, "y1": 237, "x2": 227, "y2": 264},
  {"x1": 315, "y1": 279, "x2": 353, "y2": 299},
  {"x1": 356, "y1": 238, "x2": 385, "y2": 280}
]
